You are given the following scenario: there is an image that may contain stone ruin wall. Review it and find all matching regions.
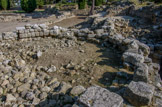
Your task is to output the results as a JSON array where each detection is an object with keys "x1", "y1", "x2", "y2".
[
  {"x1": 0, "y1": 2, "x2": 161, "y2": 106},
  {"x1": 0, "y1": 17, "x2": 161, "y2": 106}
]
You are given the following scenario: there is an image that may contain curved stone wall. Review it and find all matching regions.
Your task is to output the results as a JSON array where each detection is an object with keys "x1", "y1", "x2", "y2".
[{"x1": 0, "y1": 20, "x2": 161, "y2": 106}]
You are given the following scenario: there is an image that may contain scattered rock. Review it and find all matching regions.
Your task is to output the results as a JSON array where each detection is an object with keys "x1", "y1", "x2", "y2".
[
  {"x1": 124, "y1": 81, "x2": 155, "y2": 106},
  {"x1": 79, "y1": 86, "x2": 123, "y2": 107},
  {"x1": 6, "y1": 94, "x2": 16, "y2": 102},
  {"x1": 70, "y1": 85, "x2": 86, "y2": 96}
]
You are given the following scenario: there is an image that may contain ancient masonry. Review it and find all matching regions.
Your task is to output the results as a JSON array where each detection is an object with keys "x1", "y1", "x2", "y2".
[{"x1": 0, "y1": 14, "x2": 161, "y2": 107}]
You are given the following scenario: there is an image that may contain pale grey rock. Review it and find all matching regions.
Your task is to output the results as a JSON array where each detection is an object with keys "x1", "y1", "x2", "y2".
[
  {"x1": 133, "y1": 63, "x2": 149, "y2": 82},
  {"x1": 87, "y1": 34, "x2": 96, "y2": 38},
  {"x1": 122, "y1": 52, "x2": 144, "y2": 65},
  {"x1": 128, "y1": 40, "x2": 139, "y2": 50},
  {"x1": 32, "y1": 97, "x2": 40, "y2": 105},
  {"x1": 43, "y1": 30, "x2": 50, "y2": 36},
  {"x1": 39, "y1": 92, "x2": 47, "y2": 100},
  {"x1": 37, "y1": 51, "x2": 42, "y2": 58},
  {"x1": 95, "y1": 29, "x2": 104, "y2": 35},
  {"x1": 25, "y1": 24, "x2": 32, "y2": 29},
  {"x1": 41, "y1": 86, "x2": 51, "y2": 92},
  {"x1": 55, "y1": 82, "x2": 72, "y2": 94},
  {"x1": 39, "y1": 24, "x2": 48, "y2": 29},
  {"x1": 6, "y1": 94, "x2": 16, "y2": 102},
  {"x1": 79, "y1": 86, "x2": 123, "y2": 107},
  {"x1": 16, "y1": 27, "x2": 25, "y2": 34},
  {"x1": 25, "y1": 92, "x2": 35, "y2": 100},
  {"x1": 80, "y1": 28, "x2": 90, "y2": 34},
  {"x1": 124, "y1": 81, "x2": 155, "y2": 106},
  {"x1": 70, "y1": 85, "x2": 86, "y2": 96},
  {"x1": 47, "y1": 65, "x2": 57, "y2": 73},
  {"x1": 17, "y1": 83, "x2": 31, "y2": 92},
  {"x1": 137, "y1": 42, "x2": 150, "y2": 56}
]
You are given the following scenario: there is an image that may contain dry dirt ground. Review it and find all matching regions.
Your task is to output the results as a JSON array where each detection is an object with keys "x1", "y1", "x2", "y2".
[
  {"x1": 0, "y1": 16, "x2": 87, "y2": 33},
  {"x1": 0, "y1": 38, "x2": 133, "y2": 88}
]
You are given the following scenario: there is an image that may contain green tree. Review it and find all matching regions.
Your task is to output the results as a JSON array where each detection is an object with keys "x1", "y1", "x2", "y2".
[
  {"x1": 95, "y1": 0, "x2": 102, "y2": 6},
  {"x1": 36, "y1": 0, "x2": 44, "y2": 8},
  {"x1": 0, "y1": 0, "x2": 8, "y2": 10},
  {"x1": 21, "y1": 0, "x2": 37, "y2": 13},
  {"x1": 78, "y1": 0, "x2": 86, "y2": 9}
]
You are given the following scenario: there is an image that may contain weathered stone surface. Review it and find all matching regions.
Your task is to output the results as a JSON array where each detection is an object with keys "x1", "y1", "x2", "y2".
[
  {"x1": 39, "y1": 24, "x2": 48, "y2": 29},
  {"x1": 124, "y1": 81, "x2": 155, "y2": 106},
  {"x1": 6, "y1": 94, "x2": 17, "y2": 102},
  {"x1": 79, "y1": 86, "x2": 123, "y2": 107},
  {"x1": 17, "y1": 83, "x2": 31, "y2": 92},
  {"x1": 133, "y1": 63, "x2": 149, "y2": 82},
  {"x1": 122, "y1": 52, "x2": 144, "y2": 65},
  {"x1": 55, "y1": 82, "x2": 72, "y2": 94},
  {"x1": 137, "y1": 42, "x2": 150, "y2": 56},
  {"x1": 2, "y1": 32, "x2": 17, "y2": 40},
  {"x1": 70, "y1": 85, "x2": 86, "y2": 96}
]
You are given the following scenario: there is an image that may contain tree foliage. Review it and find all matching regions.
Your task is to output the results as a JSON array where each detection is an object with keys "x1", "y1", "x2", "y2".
[
  {"x1": 95, "y1": 0, "x2": 102, "y2": 6},
  {"x1": 21, "y1": 0, "x2": 37, "y2": 13},
  {"x1": 0, "y1": 0, "x2": 8, "y2": 10},
  {"x1": 36, "y1": 0, "x2": 44, "y2": 8},
  {"x1": 78, "y1": 0, "x2": 86, "y2": 9}
]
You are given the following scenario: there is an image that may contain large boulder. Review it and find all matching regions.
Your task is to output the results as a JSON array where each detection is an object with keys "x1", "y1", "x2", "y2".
[
  {"x1": 122, "y1": 52, "x2": 144, "y2": 65},
  {"x1": 124, "y1": 81, "x2": 155, "y2": 106},
  {"x1": 133, "y1": 63, "x2": 149, "y2": 82},
  {"x1": 79, "y1": 86, "x2": 123, "y2": 107}
]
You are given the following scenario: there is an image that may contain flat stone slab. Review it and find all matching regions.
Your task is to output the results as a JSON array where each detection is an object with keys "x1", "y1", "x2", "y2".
[
  {"x1": 124, "y1": 81, "x2": 155, "y2": 106},
  {"x1": 79, "y1": 86, "x2": 123, "y2": 107}
]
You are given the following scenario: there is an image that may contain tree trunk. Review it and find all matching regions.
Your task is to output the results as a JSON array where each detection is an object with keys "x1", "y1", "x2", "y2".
[{"x1": 89, "y1": 0, "x2": 95, "y2": 15}]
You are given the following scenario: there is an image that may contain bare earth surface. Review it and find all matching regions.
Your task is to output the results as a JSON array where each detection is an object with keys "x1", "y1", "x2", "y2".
[
  {"x1": 0, "y1": 38, "x2": 132, "y2": 88},
  {"x1": 49, "y1": 16, "x2": 87, "y2": 28},
  {"x1": 0, "y1": 16, "x2": 87, "y2": 33}
]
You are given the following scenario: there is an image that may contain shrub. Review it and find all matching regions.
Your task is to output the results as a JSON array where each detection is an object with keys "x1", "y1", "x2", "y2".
[
  {"x1": 95, "y1": 0, "x2": 102, "y2": 6},
  {"x1": 0, "y1": 0, "x2": 8, "y2": 10},
  {"x1": 21, "y1": 0, "x2": 37, "y2": 13},
  {"x1": 78, "y1": 0, "x2": 86, "y2": 9},
  {"x1": 36, "y1": 0, "x2": 44, "y2": 8}
]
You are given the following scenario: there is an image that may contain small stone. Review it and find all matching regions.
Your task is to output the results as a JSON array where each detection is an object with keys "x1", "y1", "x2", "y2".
[
  {"x1": 0, "y1": 87, "x2": 3, "y2": 94},
  {"x1": 133, "y1": 63, "x2": 149, "y2": 82},
  {"x1": 37, "y1": 51, "x2": 42, "y2": 58},
  {"x1": 17, "y1": 83, "x2": 31, "y2": 92},
  {"x1": 39, "y1": 92, "x2": 47, "y2": 100},
  {"x1": 32, "y1": 97, "x2": 40, "y2": 105},
  {"x1": 41, "y1": 86, "x2": 51, "y2": 92},
  {"x1": 6, "y1": 94, "x2": 16, "y2": 102},
  {"x1": 55, "y1": 82, "x2": 72, "y2": 94},
  {"x1": 2, "y1": 80, "x2": 9, "y2": 86},
  {"x1": 70, "y1": 85, "x2": 86, "y2": 96},
  {"x1": 47, "y1": 65, "x2": 57, "y2": 73},
  {"x1": 25, "y1": 92, "x2": 35, "y2": 100}
]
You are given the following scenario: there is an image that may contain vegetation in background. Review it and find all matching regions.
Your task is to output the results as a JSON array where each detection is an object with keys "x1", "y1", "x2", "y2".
[
  {"x1": 21, "y1": 0, "x2": 37, "y2": 13},
  {"x1": 78, "y1": 0, "x2": 86, "y2": 9},
  {"x1": 95, "y1": 0, "x2": 102, "y2": 6},
  {"x1": 36, "y1": 0, "x2": 44, "y2": 8},
  {"x1": 0, "y1": 0, "x2": 8, "y2": 10}
]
